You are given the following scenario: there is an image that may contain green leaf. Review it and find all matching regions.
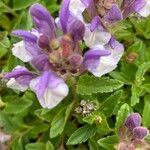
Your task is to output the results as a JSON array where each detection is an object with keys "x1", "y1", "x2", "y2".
[
  {"x1": 77, "y1": 75, "x2": 123, "y2": 95},
  {"x1": 89, "y1": 139, "x2": 100, "y2": 150},
  {"x1": 12, "y1": 137, "x2": 23, "y2": 150},
  {"x1": 46, "y1": 141, "x2": 54, "y2": 150},
  {"x1": 50, "y1": 102, "x2": 73, "y2": 138},
  {"x1": 4, "y1": 96, "x2": 33, "y2": 114},
  {"x1": 131, "y1": 85, "x2": 142, "y2": 106},
  {"x1": 143, "y1": 84, "x2": 150, "y2": 93},
  {"x1": 25, "y1": 143, "x2": 45, "y2": 150},
  {"x1": 143, "y1": 95, "x2": 150, "y2": 127},
  {"x1": 67, "y1": 124, "x2": 97, "y2": 145},
  {"x1": 13, "y1": 0, "x2": 39, "y2": 10},
  {"x1": 13, "y1": 11, "x2": 32, "y2": 31},
  {"x1": 0, "y1": 31, "x2": 10, "y2": 58},
  {"x1": 100, "y1": 90, "x2": 122, "y2": 117},
  {"x1": 3, "y1": 55, "x2": 24, "y2": 72},
  {"x1": 83, "y1": 112, "x2": 102, "y2": 125},
  {"x1": 115, "y1": 103, "x2": 130, "y2": 131},
  {"x1": 0, "y1": 112, "x2": 26, "y2": 133},
  {"x1": 97, "y1": 135, "x2": 118, "y2": 150},
  {"x1": 26, "y1": 120, "x2": 49, "y2": 139},
  {"x1": 135, "y1": 62, "x2": 150, "y2": 85}
]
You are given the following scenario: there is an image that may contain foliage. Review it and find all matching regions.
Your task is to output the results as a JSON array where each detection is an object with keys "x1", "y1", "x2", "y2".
[{"x1": 0, "y1": 0, "x2": 150, "y2": 149}]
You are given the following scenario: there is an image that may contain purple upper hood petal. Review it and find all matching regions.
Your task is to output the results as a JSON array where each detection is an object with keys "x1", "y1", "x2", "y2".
[
  {"x1": 12, "y1": 30, "x2": 37, "y2": 42},
  {"x1": 104, "y1": 4, "x2": 123, "y2": 23},
  {"x1": 123, "y1": 0, "x2": 146, "y2": 18},
  {"x1": 5, "y1": 66, "x2": 35, "y2": 86},
  {"x1": 59, "y1": 0, "x2": 71, "y2": 33},
  {"x1": 12, "y1": 30, "x2": 42, "y2": 56},
  {"x1": 30, "y1": 3, "x2": 56, "y2": 40},
  {"x1": 67, "y1": 18, "x2": 85, "y2": 42},
  {"x1": 83, "y1": 49, "x2": 111, "y2": 71}
]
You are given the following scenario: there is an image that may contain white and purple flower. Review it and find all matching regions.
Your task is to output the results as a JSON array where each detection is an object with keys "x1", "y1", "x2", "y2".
[
  {"x1": 5, "y1": 66, "x2": 35, "y2": 92},
  {"x1": 83, "y1": 37, "x2": 124, "y2": 77},
  {"x1": 5, "y1": 0, "x2": 125, "y2": 108}
]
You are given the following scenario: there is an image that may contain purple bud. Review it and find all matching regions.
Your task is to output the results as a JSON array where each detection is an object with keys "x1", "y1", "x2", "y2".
[
  {"x1": 38, "y1": 35, "x2": 50, "y2": 50},
  {"x1": 133, "y1": 127, "x2": 149, "y2": 139},
  {"x1": 125, "y1": 113, "x2": 141, "y2": 131},
  {"x1": 69, "y1": 54, "x2": 83, "y2": 67}
]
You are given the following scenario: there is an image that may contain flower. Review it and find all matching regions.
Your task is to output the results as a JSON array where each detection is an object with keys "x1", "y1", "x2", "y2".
[
  {"x1": 4, "y1": 66, "x2": 35, "y2": 92},
  {"x1": 83, "y1": 37, "x2": 124, "y2": 77},
  {"x1": 69, "y1": 0, "x2": 124, "y2": 77},
  {"x1": 6, "y1": 2, "x2": 86, "y2": 108},
  {"x1": 5, "y1": 1, "x2": 125, "y2": 108}
]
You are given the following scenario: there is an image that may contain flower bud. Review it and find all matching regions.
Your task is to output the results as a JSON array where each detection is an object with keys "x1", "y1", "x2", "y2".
[
  {"x1": 133, "y1": 127, "x2": 149, "y2": 139},
  {"x1": 50, "y1": 39, "x2": 60, "y2": 50},
  {"x1": 61, "y1": 35, "x2": 73, "y2": 57},
  {"x1": 80, "y1": 100, "x2": 87, "y2": 106},
  {"x1": 117, "y1": 142, "x2": 127, "y2": 150},
  {"x1": 49, "y1": 51, "x2": 61, "y2": 63},
  {"x1": 126, "y1": 52, "x2": 138, "y2": 63},
  {"x1": 75, "y1": 106, "x2": 83, "y2": 114},
  {"x1": 69, "y1": 54, "x2": 83, "y2": 68},
  {"x1": 38, "y1": 35, "x2": 50, "y2": 50},
  {"x1": 125, "y1": 113, "x2": 141, "y2": 131}
]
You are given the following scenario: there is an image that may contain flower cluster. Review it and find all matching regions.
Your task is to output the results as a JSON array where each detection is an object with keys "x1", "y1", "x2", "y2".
[
  {"x1": 75, "y1": 100, "x2": 97, "y2": 116},
  {"x1": 117, "y1": 113, "x2": 149, "y2": 150},
  {"x1": 4, "y1": 0, "x2": 150, "y2": 109}
]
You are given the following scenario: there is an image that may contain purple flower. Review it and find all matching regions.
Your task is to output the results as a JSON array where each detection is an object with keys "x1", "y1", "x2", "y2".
[
  {"x1": 12, "y1": 2, "x2": 85, "y2": 72},
  {"x1": 7, "y1": 2, "x2": 85, "y2": 109},
  {"x1": 30, "y1": 71, "x2": 68, "y2": 109},
  {"x1": 4, "y1": 66, "x2": 35, "y2": 92},
  {"x1": 125, "y1": 113, "x2": 141, "y2": 131},
  {"x1": 133, "y1": 127, "x2": 149, "y2": 139}
]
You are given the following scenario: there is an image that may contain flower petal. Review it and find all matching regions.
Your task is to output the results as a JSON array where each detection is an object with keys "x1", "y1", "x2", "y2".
[
  {"x1": 69, "y1": 0, "x2": 86, "y2": 22},
  {"x1": 59, "y1": 0, "x2": 71, "y2": 33},
  {"x1": 104, "y1": 4, "x2": 123, "y2": 23},
  {"x1": 31, "y1": 54, "x2": 52, "y2": 72},
  {"x1": 84, "y1": 48, "x2": 111, "y2": 76},
  {"x1": 123, "y1": 0, "x2": 146, "y2": 18},
  {"x1": 12, "y1": 41, "x2": 33, "y2": 62},
  {"x1": 138, "y1": 0, "x2": 150, "y2": 17},
  {"x1": 12, "y1": 30, "x2": 42, "y2": 57},
  {"x1": 6, "y1": 78, "x2": 28, "y2": 92},
  {"x1": 68, "y1": 18, "x2": 85, "y2": 42},
  {"x1": 30, "y1": 71, "x2": 69, "y2": 109},
  {"x1": 84, "y1": 25, "x2": 111, "y2": 48},
  {"x1": 5, "y1": 66, "x2": 35, "y2": 92},
  {"x1": 90, "y1": 16, "x2": 101, "y2": 32},
  {"x1": 30, "y1": 3, "x2": 56, "y2": 40},
  {"x1": 84, "y1": 39, "x2": 124, "y2": 77}
]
